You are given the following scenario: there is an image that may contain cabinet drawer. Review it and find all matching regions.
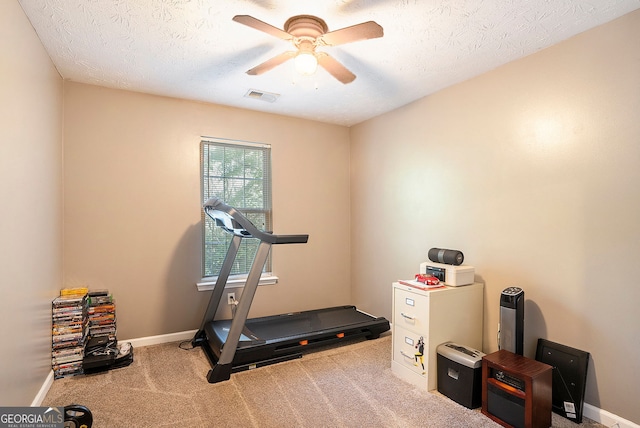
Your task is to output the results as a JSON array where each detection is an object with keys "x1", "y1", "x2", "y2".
[
  {"x1": 394, "y1": 287, "x2": 429, "y2": 332},
  {"x1": 392, "y1": 325, "x2": 428, "y2": 378}
]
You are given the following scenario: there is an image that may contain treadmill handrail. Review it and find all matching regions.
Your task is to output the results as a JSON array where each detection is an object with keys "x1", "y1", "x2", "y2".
[{"x1": 203, "y1": 197, "x2": 308, "y2": 245}]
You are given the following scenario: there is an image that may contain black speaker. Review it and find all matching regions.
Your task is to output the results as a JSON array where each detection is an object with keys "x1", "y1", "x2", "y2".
[
  {"x1": 428, "y1": 248, "x2": 464, "y2": 265},
  {"x1": 499, "y1": 287, "x2": 524, "y2": 355}
]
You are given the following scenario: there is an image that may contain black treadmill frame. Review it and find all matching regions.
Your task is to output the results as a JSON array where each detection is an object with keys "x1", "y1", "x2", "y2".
[{"x1": 192, "y1": 197, "x2": 389, "y2": 383}]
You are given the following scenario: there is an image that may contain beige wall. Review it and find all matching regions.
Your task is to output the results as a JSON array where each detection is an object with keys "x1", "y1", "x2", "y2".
[
  {"x1": 0, "y1": 1, "x2": 63, "y2": 405},
  {"x1": 350, "y1": 10, "x2": 640, "y2": 423},
  {"x1": 63, "y1": 83, "x2": 352, "y2": 341}
]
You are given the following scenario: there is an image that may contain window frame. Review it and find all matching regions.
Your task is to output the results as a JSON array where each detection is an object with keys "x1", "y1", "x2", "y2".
[{"x1": 198, "y1": 137, "x2": 276, "y2": 290}]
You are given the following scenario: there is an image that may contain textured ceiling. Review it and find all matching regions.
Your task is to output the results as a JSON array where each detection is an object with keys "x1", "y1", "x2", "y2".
[{"x1": 19, "y1": 0, "x2": 640, "y2": 126}]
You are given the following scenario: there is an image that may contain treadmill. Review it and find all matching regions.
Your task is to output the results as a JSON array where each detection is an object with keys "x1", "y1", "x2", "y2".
[{"x1": 192, "y1": 197, "x2": 390, "y2": 383}]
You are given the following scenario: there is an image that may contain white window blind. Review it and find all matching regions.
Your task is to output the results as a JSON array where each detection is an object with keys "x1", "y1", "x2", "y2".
[{"x1": 201, "y1": 138, "x2": 272, "y2": 278}]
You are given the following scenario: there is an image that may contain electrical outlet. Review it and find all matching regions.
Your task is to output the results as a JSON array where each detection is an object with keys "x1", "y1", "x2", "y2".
[{"x1": 227, "y1": 292, "x2": 236, "y2": 305}]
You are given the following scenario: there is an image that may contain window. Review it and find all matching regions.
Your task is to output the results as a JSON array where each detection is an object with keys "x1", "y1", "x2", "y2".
[{"x1": 201, "y1": 138, "x2": 272, "y2": 279}]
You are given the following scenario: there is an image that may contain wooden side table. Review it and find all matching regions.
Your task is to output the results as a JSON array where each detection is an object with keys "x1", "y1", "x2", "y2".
[{"x1": 481, "y1": 350, "x2": 552, "y2": 428}]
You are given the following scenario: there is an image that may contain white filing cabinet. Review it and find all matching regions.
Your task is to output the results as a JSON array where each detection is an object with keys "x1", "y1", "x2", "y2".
[{"x1": 391, "y1": 282, "x2": 484, "y2": 391}]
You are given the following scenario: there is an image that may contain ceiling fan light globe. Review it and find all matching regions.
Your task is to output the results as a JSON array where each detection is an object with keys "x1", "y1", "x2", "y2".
[{"x1": 294, "y1": 53, "x2": 318, "y2": 76}]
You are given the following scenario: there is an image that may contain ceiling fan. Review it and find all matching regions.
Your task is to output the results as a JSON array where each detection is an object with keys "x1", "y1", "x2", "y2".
[{"x1": 232, "y1": 14, "x2": 383, "y2": 84}]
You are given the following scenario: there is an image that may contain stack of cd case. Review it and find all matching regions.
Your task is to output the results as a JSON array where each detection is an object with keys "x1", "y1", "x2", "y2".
[
  {"x1": 87, "y1": 290, "x2": 116, "y2": 339},
  {"x1": 51, "y1": 288, "x2": 89, "y2": 378}
]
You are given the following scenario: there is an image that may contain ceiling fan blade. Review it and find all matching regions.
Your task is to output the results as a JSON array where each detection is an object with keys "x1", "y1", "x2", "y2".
[
  {"x1": 246, "y1": 51, "x2": 296, "y2": 75},
  {"x1": 317, "y1": 53, "x2": 356, "y2": 84},
  {"x1": 320, "y1": 21, "x2": 383, "y2": 46},
  {"x1": 233, "y1": 15, "x2": 292, "y2": 41}
]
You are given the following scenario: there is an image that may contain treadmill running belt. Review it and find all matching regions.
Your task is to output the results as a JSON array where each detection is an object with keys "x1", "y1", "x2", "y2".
[{"x1": 245, "y1": 306, "x2": 378, "y2": 341}]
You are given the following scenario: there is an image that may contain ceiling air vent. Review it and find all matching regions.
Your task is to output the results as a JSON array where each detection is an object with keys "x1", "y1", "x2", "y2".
[{"x1": 244, "y1": 89, "x2": 279, "y2": 103}]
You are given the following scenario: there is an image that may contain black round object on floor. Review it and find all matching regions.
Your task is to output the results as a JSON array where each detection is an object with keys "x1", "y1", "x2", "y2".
[{"x1": 64, "y1": 404, "x2": 93, "y2": 428}]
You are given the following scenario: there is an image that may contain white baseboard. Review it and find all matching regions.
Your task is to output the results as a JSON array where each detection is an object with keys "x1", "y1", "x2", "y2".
[
  {"x1": 121, "y1": 329, "x2": 197, "y2": 348},
  {"x1": 583, "y1": 403, "x2": 639, "y2": 428},
  {"x1": 31, "y1": 370, "x2": 55, "y2": 407}
]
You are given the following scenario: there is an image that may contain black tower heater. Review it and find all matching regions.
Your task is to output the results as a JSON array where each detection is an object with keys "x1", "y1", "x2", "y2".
[{"x1": 499, "y1": 287, "x2": 524, "y2": 355}]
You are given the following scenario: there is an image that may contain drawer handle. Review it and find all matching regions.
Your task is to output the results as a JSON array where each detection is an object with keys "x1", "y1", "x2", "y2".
[
  {"x1": 400, "y1": 312, "x2": 415, "y2": 321},
  {"x1": 400, "y1": 350, "x2": 413, "y2": 359}
]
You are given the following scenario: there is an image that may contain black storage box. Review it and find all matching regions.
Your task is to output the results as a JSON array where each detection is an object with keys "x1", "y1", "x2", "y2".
[{"x1": 437, "y1": 342, "x2": 485, "y2": 409}]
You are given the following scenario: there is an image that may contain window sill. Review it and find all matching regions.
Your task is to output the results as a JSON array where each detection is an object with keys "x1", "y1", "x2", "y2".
[{"x1": 196, "y1": 274, "x2": 279, "y2": 292}]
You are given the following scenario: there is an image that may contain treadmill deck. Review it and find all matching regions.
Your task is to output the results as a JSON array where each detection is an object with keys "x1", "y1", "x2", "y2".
[{"x1": 202, "y1": 305, "x2": 389, "y2": 368}]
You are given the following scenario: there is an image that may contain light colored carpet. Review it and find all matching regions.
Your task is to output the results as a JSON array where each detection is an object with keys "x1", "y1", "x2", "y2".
[{"x1": 43, "y1": 334, "x2": 604, "y2": 427}]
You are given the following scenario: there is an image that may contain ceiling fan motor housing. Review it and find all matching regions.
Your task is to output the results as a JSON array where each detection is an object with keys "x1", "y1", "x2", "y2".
[{"x1": 284, "y1": 15, "x2": 328, "y2": 39}]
